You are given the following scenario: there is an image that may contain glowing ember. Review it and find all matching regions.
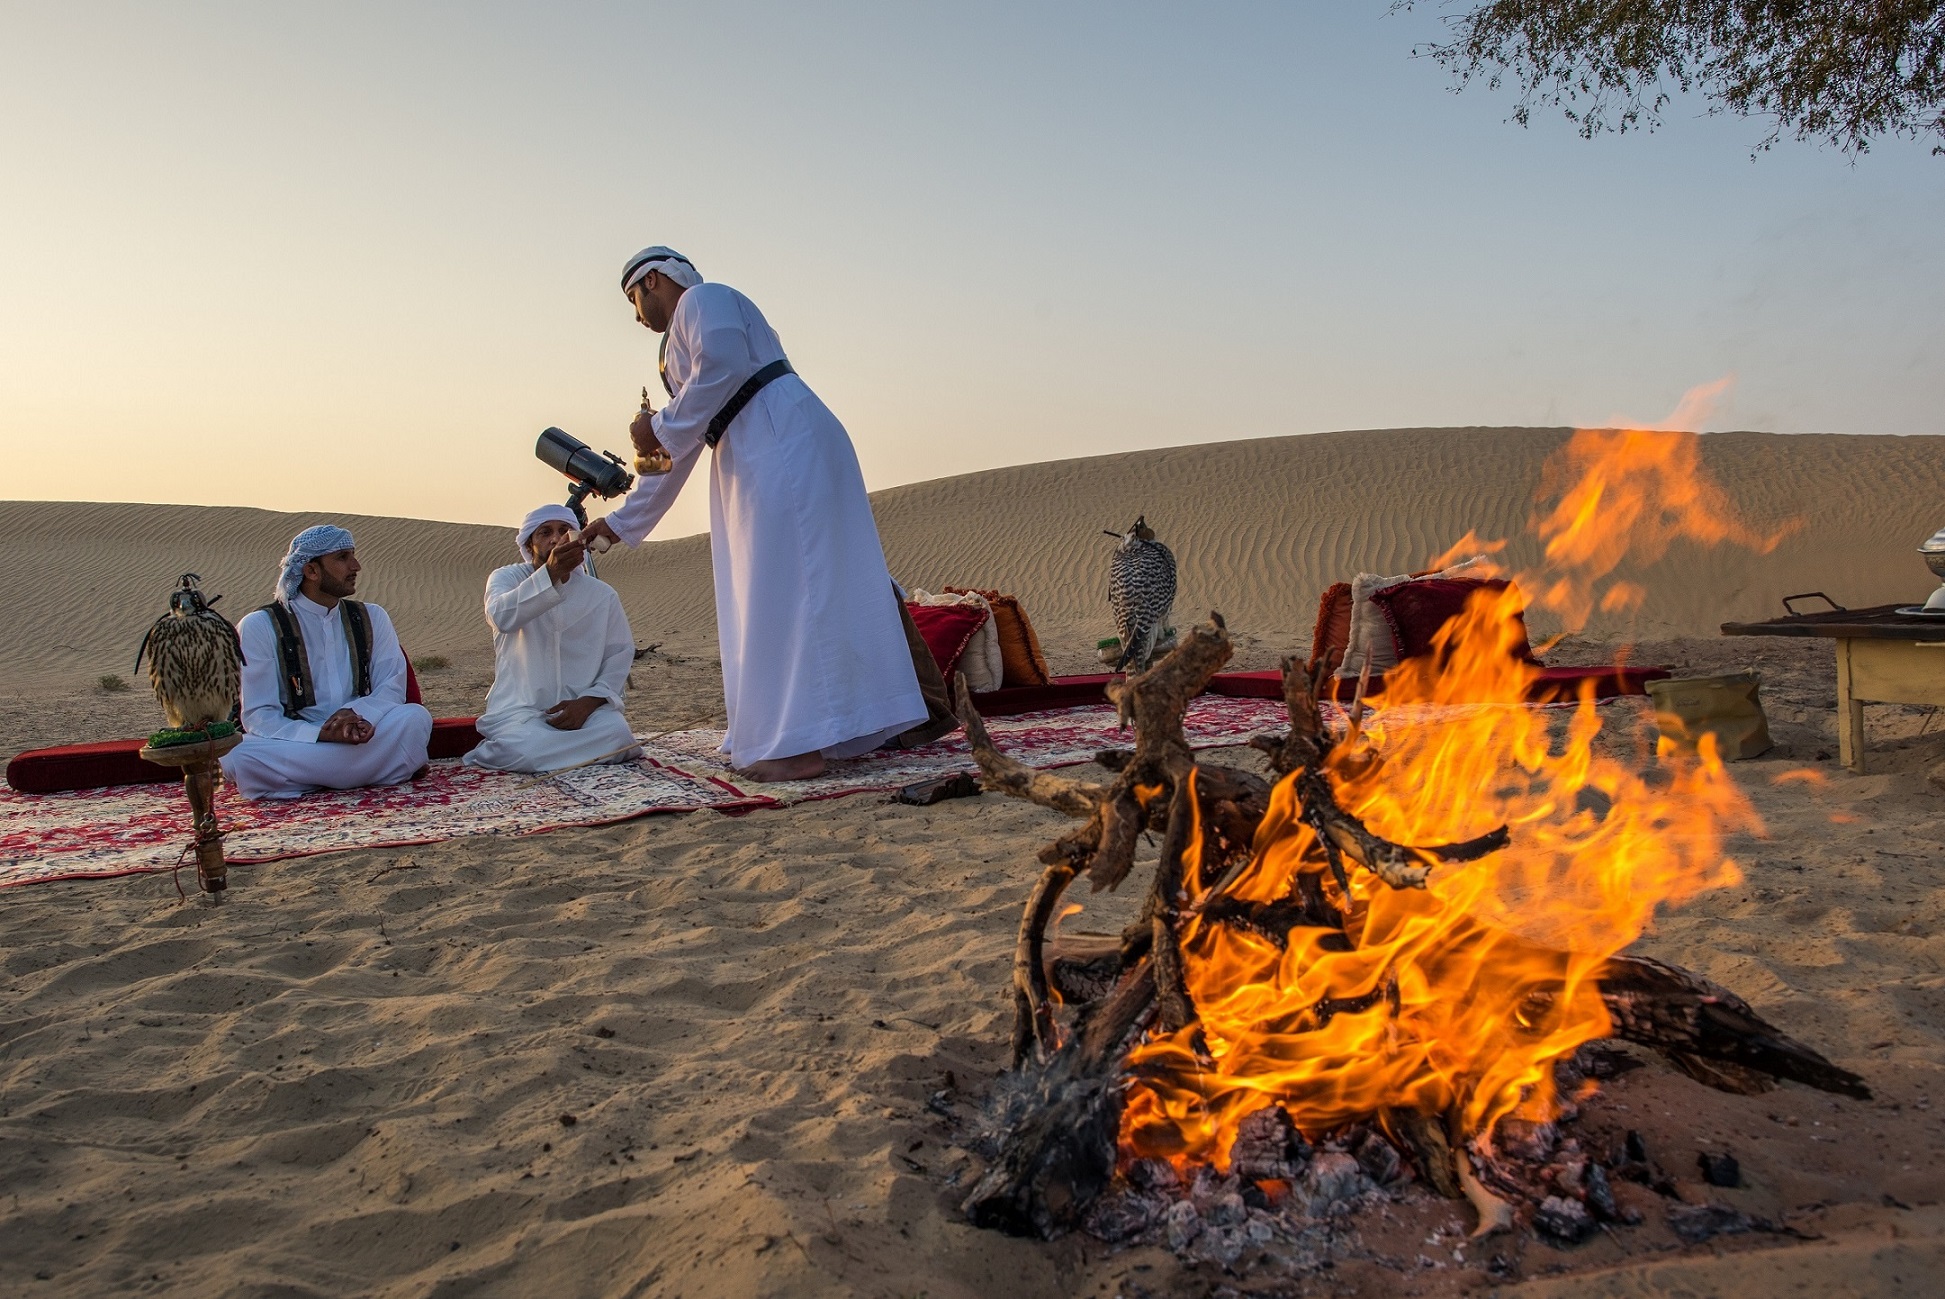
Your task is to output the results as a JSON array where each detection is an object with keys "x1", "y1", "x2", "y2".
[{"x1": 1120, "y1": 402, "x2": 1786, "y2": 1171}]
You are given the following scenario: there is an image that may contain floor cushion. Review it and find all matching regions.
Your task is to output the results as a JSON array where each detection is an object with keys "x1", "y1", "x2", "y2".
[
  {"x1": 1337, "y1": 555, "x2": 1494, "y2": 679},
  {"x1": 1309, "y1": 582, "x2": 1354, "y2": 676},
  {"x1": 905, "y1": 601, "x2": 991, "y2": 687},
  {"x1": 947, "y1": 587, "x2": 1053, "y2": 687},
  {"x1": 1370, "y1": 577, "x2": 1538, "y2": 665},
  {"x1": 908, "y1": 591, "x2": 1002, "y2": 692}
]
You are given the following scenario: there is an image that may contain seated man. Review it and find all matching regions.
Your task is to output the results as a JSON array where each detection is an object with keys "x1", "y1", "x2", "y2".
[
  {"x1": 222, "y1": 525, "x2": 433, "y2": 800},
  {"x1": 463, "y1": 506, "x2": 639, "y2": 774}
]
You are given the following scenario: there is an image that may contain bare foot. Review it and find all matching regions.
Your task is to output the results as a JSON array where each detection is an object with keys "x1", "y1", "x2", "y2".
[{"x1": 739, "y1": 752, "x2": 827, "y2": 783}]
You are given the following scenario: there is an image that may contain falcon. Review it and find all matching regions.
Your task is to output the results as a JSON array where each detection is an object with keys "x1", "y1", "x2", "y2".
[
  {"x1": 1106, "y1": 515, "x2": 1177, "y2": 673},
  {"x1": 135, "y1": 573, "x2": 243, "y2": 731}
]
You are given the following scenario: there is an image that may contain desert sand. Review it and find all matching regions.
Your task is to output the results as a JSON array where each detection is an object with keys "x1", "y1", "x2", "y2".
[{"x1": 4, "y1": 426, "x2": 1945, "y2": 1297}]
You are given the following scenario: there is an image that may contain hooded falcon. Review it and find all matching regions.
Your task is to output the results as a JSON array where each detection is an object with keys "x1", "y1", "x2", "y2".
[
  {"x1": 135, "y1": 573, "x2": 243, "y2": 730},
  {"x1": 1106, "y1": 515, "x2": 1176, "y2": 673}
]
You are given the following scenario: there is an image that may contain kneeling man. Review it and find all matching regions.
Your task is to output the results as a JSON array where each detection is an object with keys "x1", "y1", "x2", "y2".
[
  {"x1": 464, "y1": 506, "x2": 638, "y2": 774},
  {"x1": 223, "y1": 525, "x2": 434, "y2": 800}
]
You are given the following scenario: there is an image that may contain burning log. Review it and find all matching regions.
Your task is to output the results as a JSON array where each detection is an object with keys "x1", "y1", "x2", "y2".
[
  {"x1": 955, "y1": 619, "x2": 1867, "y2": 1242},
  {"x1": 1588, "y1": 954, "x2": 1870, "y2": 1100}
]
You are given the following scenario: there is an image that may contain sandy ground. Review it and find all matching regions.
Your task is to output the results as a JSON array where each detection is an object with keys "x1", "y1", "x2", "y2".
[
  {"x1": 5, "y1": 642, "x2": 1945, "y2": 1297},
  {"x1": 6, "y1": 429, "x2": 1945, "y2": 1295}
]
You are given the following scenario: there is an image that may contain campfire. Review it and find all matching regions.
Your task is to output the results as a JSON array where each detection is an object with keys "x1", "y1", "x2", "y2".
[{"x1": 950, "y1": 425, "x2": 1866, "y2": 1252}]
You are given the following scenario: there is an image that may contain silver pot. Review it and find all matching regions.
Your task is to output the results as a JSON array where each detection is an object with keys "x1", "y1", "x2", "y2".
[{"x1": 1923, "y1": 527, "x2": 1945, "y2": 580}]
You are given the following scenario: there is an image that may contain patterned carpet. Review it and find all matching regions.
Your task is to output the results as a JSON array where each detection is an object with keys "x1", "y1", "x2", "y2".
[{"x1": 0, "y1": 696, "x2": 1292, "y2": 889}]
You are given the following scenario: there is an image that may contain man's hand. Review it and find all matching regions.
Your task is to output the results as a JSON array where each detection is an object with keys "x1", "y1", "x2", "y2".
[
  {"x1": 630, "y1": 408, "x2": 668, "y2": 463},
  {"x1": 544, "y1": 535, "x2": 587, "y2": 585},
  {"x1": 581, "y1": 518, "x2": 621, "y2": 550},
  {"x1": 318, "y1": 708, "x2": 374, "y2": 745},
  {"x1": 544, "y1": 696, "x2": 606, "y2": 731}
]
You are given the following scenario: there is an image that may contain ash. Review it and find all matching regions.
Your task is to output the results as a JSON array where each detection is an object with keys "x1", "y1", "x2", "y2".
[{"x1": 1072, "y1": 1045, "x2": 1670, "y2": 1274}]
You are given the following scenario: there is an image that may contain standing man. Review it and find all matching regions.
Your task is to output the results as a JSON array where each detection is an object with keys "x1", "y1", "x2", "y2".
[
  {"x1": 582, "y1": 247, "x2": 953, "y2": 782},
  {"x1": 465, "y1": 505, "x2": 639, "y2": 774},
  {"x1": 222, "y1": 525, "x2": 433, "y2": 800}
]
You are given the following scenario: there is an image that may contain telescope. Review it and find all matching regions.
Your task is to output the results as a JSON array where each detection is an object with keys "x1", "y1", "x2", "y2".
[
  {"x1": 535, "y1": 427, "x2": 635, "y2": 577},
  {"x1": 535, "y1": 427, "x2": 635, "y2": 528}
]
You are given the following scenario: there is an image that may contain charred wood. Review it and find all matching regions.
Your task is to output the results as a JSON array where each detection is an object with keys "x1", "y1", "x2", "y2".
[
  {"x1": 1592, "y1": 954, "x2": 1871, "y2": 1099},
  {"x1": 1383, "y1": 1109, "x2": 1463, "y2": 1200},
  {"x1": 962, "y1": 960, "x2": 1159, "y2": 1237}
]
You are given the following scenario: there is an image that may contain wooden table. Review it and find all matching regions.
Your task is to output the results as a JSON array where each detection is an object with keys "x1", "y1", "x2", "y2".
[{"x1": 1722, "y1": 603, "x2": 1945, "y2": 774}]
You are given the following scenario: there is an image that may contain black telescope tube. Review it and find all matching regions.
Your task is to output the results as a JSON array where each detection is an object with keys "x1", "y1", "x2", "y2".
[{"x1": 536, "y1": 427, "x2": 634, "y2": 499}]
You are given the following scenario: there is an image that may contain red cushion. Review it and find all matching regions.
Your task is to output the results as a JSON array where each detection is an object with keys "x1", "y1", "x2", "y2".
[
  {"x1": 969, "y1": 674, "x2": 1116, "y2": 716},
  {"x1": 426, "y1": 717, "x2": 480, "y2": 760},
  {"x1": 905, "y1": 602, "x2": 991, "y2": 685},
  {"x1": 6, "y1": 739, "x2": 177, "y2": 794},
  {"x1": 1369, "y1": 578, "x2": 1536, "y2": 665},
  {"x1": 1207, "y1": 670, "x2": 1286, "y2": 700}
]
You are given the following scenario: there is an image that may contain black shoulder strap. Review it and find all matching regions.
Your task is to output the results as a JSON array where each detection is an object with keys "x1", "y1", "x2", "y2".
[
  {"x1": 340, "y1": 600, "x2": 374, "y2": 699},
  {"x1": 258, "y1": 602, "x2": 314, "y2": 719},
  {"x1": 704, "y1": 359, "x2": 794, "y2": 449},
  {"x1": 657, "y1": 332, "x2": 673, "y2": 398}
]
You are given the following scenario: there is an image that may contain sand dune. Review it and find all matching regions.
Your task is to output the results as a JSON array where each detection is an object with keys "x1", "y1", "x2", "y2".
[
  {"x1": 872, "y1": 427, "x2": 1945, "y2": 647},
  {"x1": 7, "y1": 429, "x2": 1942, "y2": 698}
]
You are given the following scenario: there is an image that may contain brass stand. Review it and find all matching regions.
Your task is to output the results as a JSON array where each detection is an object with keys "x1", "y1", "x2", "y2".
[{"x1": 139, "y1": 732, "x2": 244, "y2": 896}]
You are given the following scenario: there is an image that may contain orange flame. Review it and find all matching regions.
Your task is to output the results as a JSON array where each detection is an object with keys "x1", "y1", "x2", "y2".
[
  {"x1": 1120, "y1": 388, "x2": 1780, "y2": 1167},
  {"x1": 1529, "y1": 411, "x2": 1795, "y2": 633}
]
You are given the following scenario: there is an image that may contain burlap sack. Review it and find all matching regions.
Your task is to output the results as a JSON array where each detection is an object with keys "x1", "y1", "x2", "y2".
[{"x1": 1647, "y1": 672, "x2": 1773, "y2": 761}]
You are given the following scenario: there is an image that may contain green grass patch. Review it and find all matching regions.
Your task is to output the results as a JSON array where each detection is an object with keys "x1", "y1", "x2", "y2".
[
  {"x1": 98, "y1": 674, "x2": 130, "y2": 693},
  {"x1": 147, "y1": 720, "x2": 239, "y2": 748},
  {"x1": 413, "y1": 654, "x2": 450, "y2": 671}
]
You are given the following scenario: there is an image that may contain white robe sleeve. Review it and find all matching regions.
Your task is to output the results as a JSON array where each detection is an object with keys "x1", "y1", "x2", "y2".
[
  {"x1": 485, "y1": 564, "x2": 566, "y2": 633},
  {"x1": 601, "y1": 439, "x2": 704, "y2": 546},
  {"x1": 586, "y1": 586, "x2": 636, "y2": 710},
  {"x1": 237, "y1": 609, "x2": 321, "y2": 743},
  {"x1": 347, "y1": 604, "x2": 409, "y2": 728}
]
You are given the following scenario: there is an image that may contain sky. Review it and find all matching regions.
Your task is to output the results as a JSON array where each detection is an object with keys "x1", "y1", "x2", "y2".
[{"x1": 2, "y1": 1, "x2": 1940, "y2": 539}]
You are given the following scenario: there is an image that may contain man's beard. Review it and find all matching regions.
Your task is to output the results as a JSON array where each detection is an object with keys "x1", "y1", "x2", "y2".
[{"x1": 319, "y1": 572, "x2": 357, "y2": 598}]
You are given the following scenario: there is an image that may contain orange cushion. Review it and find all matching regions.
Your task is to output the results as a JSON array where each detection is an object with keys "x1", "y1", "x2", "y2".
[
  {"x1": 946, "y1": 588, "x2": 1052, "y2": 687},
  {"x1": 1308, "y1": 582, "x2": 1353, "y2": 676}
]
